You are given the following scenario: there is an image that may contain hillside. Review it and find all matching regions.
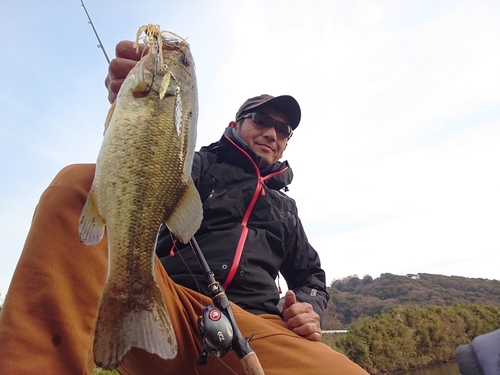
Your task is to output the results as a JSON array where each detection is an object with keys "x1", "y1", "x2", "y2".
[
  {"x1": 323, "y1": 272, "x2": 500, "y2": 329},
  {"x1": 3, "y1": 272, "x2": 499, "y2": 330}
]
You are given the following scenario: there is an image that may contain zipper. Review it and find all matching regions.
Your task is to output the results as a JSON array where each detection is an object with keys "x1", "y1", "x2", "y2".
[{"x1": 221, "y1": 135, "x2": 288, "y2": 290}]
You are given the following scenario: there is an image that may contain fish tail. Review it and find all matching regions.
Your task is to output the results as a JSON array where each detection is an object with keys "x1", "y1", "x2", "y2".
[{"x1": 93, "y1": 284, "x2": 178, "y2": 369}]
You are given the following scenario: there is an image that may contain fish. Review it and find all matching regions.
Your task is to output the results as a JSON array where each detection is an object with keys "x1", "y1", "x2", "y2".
[{"x1": 78, "y1": 24, "x2": 203, "y2": 369}]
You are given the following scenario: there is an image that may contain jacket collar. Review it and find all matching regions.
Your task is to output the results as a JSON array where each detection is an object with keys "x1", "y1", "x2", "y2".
[{"x1": 201, "y1": 127, "x2": 294, "y2": 190}]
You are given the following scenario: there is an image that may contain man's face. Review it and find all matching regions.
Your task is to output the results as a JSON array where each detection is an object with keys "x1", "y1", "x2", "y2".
[{"x1": 229, "y1": 107, "x2": 289, "y2": 168}]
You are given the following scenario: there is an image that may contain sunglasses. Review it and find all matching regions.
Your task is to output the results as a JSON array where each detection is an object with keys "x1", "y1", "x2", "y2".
[{"x1": 236, "y1": 112, "x2": 293, "y2": 139}]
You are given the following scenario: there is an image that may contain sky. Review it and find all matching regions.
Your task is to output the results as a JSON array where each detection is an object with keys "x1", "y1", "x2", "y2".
[{"x1": 1, "y1": 0, "x2": 499, "y2": 299}]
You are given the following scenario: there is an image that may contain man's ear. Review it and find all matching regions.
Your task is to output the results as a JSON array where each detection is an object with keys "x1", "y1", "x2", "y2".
[{"x1": 228, "y1": 121, "x2": 238, "y2": 129}]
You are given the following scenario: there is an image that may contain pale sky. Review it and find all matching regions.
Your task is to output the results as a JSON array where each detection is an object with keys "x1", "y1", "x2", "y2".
[{"x1": 1, "y1": 0, "x2": 499, "y2": 297}]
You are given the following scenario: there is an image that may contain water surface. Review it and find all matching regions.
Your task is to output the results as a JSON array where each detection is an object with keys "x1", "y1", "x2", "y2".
[{"x1": 399, "y1": 361, "x2": 459, "y2": 375}]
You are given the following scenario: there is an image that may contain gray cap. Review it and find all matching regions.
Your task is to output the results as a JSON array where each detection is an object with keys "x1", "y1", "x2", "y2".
[{"x1": 235, "y1": 94, "x2": 301, "y2": 129}]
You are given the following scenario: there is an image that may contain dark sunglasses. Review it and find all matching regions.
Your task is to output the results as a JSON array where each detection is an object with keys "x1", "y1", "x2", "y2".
[{"x1": 236, "y1": 112, "x2": 293, "y2": 139}]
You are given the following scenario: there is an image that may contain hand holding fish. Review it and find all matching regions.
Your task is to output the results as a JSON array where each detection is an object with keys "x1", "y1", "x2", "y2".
[
  {"x1": 282, "y1": 290, "x2": 322, "y2": 341},
  {"x1": 105, "y1": 40, "x2": 148, "y2": 104}
]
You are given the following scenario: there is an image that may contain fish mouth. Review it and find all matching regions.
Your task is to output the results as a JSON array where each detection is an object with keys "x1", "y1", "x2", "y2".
[
  {"x1": 131, "y1": 25, "x2": 194, "y2": 98},
  {"x1": 160, "y1": 32, "x2": 193, "y2": 69},
  {"x1": 161, "y1": 31, "x2": 190, "y2": 53},
  {"x1": 161, "y1": 31, "x2": 189, "y2": 45}
]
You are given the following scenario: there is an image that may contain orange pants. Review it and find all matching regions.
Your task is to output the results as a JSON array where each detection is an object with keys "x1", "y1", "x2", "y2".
[{"x1": 0, "y1": 164, "x2": 368, "y2": 375}]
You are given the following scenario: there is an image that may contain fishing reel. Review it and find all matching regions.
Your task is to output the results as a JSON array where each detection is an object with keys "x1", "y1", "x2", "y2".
[{"x1": 196, "y1": 305, "x2": 234, "y2": 366}]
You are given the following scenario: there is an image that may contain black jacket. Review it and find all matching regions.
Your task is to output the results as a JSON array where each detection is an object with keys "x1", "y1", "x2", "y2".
[{"x1": 156, "y1": 127, "x2": 329, "y2": 320}]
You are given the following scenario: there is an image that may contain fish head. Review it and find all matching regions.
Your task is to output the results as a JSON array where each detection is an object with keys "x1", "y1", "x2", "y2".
[
  {"x1": 157, "y1": 31, "x2": 197, "y2": 103},
  {"x1": 160, "y1": 31, "x2": 196, "y2": 77},
  {"x1": 126, "y1": 27, "x2": 196, "y2": 100},
  {"x1": 130, "y1": 30, "x2": 197, "y2": 103}
]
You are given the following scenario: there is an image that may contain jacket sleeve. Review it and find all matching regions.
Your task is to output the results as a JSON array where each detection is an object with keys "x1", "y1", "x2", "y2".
[
  {"x1": 279, "y1": 216, "x2": 329, "y2": 326},
  {"x1": 191, "y1": 152, "x2": 203, "y2": 188}
]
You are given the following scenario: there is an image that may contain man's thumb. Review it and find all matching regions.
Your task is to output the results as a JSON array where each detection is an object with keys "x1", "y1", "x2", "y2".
[{"x1": 283, "y1": 290, "x2": 296, "y2": 310}]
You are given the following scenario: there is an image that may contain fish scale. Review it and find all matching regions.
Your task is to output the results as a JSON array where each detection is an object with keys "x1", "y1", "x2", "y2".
[{"x1": 79, "y1": 24, "x2": 202, "y2": 370}]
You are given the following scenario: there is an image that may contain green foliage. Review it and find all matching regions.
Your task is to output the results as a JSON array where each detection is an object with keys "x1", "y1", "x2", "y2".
[
  {"x1": 321, "y1": 332, "x2": 347, "y2": 352},
  {"x1": 325, "y1": 272, "x2": 500, "y2": 328},
  {"x1": 334, "y1": 303, "x2": 500, "y2": 375},
  {"x1": 93, "y1": 369, "x2": 119, "y2": 375},
  {"x1": 362, "y1": 274, "x2": 373, "y2": 285}
]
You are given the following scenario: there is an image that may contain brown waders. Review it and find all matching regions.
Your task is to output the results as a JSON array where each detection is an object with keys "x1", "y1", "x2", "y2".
[{"x1": 0, "y1": 164, "x2": 368, "y2": 375}]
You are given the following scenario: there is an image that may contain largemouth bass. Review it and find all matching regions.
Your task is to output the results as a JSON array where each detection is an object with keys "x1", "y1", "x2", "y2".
[{"x1": 79, "y1": 24, "x2": 202, "y2": 369}]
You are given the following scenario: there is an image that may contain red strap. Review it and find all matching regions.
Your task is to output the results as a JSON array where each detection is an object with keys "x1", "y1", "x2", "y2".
[
  {"x1": 221, "y1": 135, "x2": 289, "y2": 290},
  {"x1": 169, "y1": 239, "x2": 177, "y2": 257}
]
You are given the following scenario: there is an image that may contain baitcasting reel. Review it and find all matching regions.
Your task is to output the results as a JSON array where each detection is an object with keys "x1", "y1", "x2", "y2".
[{"x1": 196, "y1": 305, "x2": 234, "y2": 365}]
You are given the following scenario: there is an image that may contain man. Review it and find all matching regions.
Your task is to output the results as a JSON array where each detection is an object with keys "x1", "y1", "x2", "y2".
[{"x1": 0, "y1": 41, "x2": 368, "y2": 374}]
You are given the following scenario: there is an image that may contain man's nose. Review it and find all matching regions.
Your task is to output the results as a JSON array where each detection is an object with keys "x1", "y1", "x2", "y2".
[{"x1": 262, "y1": 125, "x2": 277, "y2": 140}]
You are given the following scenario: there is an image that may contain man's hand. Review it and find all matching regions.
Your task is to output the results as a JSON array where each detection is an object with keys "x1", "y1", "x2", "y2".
[
  {"x1": 282, "y1": 290, "x2": 322, "y2": 341},
  {"x1": 105, "y1": 41, "x2": 149, "y2": 104}
]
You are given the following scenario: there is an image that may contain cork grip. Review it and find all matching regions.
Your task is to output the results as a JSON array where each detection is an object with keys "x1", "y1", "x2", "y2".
[{"x1": 240, "y1": 352, "x2": 265, "y2": 374}]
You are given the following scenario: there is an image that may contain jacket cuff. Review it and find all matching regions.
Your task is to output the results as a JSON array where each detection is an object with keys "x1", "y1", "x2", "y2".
[{"x1": 294, "y1": 287, "x2": 329, "y2": 328}]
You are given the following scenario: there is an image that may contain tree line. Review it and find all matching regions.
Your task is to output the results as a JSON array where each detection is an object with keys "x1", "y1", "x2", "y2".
[
  {"x1": 330, "y1": 303, "x2": 500, "y2": 374},
  {"x1": 322, "y1": 272, "x2": 500, "y2": 328}
]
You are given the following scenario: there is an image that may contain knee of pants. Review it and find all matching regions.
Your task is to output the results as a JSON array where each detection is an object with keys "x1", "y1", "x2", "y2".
[
  {"x1": 51, "y1": 164, "x2": 96, "y2": 189},
  {"x1": 43, "y1": 164, "x2": 96, "y2": 202}
]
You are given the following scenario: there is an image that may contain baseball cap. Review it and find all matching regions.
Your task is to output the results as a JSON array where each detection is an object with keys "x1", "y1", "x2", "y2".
[{"x1": 235, "y1": 94, "x2": 301, "y2": 130}]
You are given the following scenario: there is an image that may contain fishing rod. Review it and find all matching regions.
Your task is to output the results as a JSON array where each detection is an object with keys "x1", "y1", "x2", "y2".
[
  {"x1": 189, "y1": 237, "x2": 265, "y2": 374},
  {"x1": 80, "y1": 0, "x2": 110, "y2": 64},
  {"x1": 79, "y1": 3, "x2": 262, "y2": 372}
]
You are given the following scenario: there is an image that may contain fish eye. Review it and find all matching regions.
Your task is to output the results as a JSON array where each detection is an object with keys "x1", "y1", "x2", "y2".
[{"x1": 180, "y1": 54, "x2": 190, "y2": 67}]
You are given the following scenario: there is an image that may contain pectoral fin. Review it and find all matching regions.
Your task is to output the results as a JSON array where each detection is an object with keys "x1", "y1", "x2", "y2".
[
  {"x1": 79, "y1": 189, "x2": 106, "y2": 246},
  {"x1": 164, "y1": 179, "x2": 203, "y2": 244}
]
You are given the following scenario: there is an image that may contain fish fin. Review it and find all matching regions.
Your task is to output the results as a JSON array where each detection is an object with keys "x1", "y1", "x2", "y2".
[
  {"x1": 165, "y1": 179, "x2": 203, "y2": 244},
  {"x1": 93, "y1": 283, "x2": 177, "y2": 370},
  {"x1": 79, "y1": 189, "x2": 106, "y2": 246},
  {"x1": 103, "y1": 101, "x2": 116, "y2": 134}
]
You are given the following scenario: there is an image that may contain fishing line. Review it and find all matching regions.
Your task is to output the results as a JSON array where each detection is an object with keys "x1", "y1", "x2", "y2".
[
  {"x1": 194, "y1": 355, "x2": 239, "y2": 375},
  {"x1": 171, "y1": 234, "x2": 240, "y2": 375},
  {"x1": 79, "y1": 4, "x2": 258, "y2": 372},
  {"x1": 80, "y1": 0, "x2": 110, "y2": 64},
  {"x1": 168, "y1": 231, "x2": 205, "y2": 306},
  {"x1": 214, "y1": 357, "x2": 239, "y2": 375}
]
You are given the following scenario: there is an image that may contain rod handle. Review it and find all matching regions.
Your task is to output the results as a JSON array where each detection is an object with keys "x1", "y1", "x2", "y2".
[{"x1": 240, "y1": 351, "x2": 265, "y2": 375}]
